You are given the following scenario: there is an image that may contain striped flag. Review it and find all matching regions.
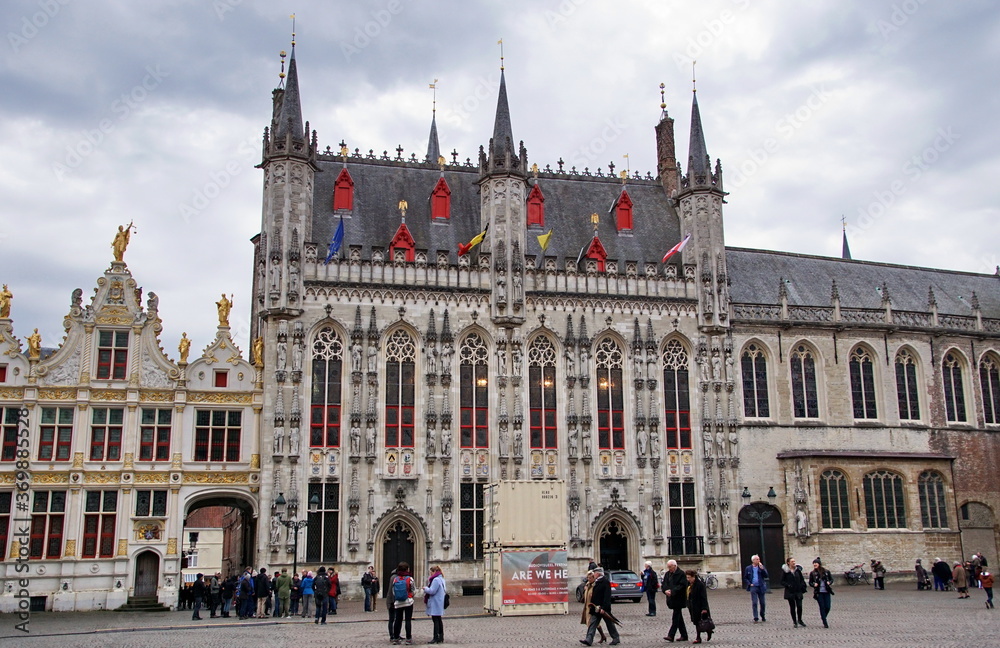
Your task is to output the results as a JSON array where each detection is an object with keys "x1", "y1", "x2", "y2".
[
  {"x1": 661, "y1": 233, "x2": 691, "y2": 263},
  {"x1": 458, "y1": 223, "x2": 489, "y2": 256}
]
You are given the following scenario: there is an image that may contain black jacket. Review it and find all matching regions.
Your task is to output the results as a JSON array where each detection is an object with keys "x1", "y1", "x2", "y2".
[
  {"x1": 932, "y1": 560, "x2": 952, "y2": 582},
  {"x1": 590, "y1": 575, "x2": 612, "y2": 612},
  {"x1": 254, "y1": 573, "x2": 271, "y2": 598},
  {"x1": 808, "y1": 568, "x2": 834, "y2": 595},
  {"x1": 781, "y1": 565, "x2": 807, "y2": 600},
  {"x1": 686, "y1": 577, "x2": 710, "y2": 619},
  {"x1": 192, "y1": 579, "x2": 206, "y2": 599},
  {"x1": 661, "y1": 568, "x2": 688, "y2": 609}
]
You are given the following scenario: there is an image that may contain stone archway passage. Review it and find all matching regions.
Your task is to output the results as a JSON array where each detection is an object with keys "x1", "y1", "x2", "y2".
[
  {"x1": 960, "y1": 501, "x2": 997, "y2": 567},
  {"x1": 381, "y1": 520, "x2": 416, "y2": 597},
  {"x1": 599, "y1": 520, "x2": 629, "y2": 571},
  {"x1": 134, "y1": 550, "x2": 160, "y2": 597}
]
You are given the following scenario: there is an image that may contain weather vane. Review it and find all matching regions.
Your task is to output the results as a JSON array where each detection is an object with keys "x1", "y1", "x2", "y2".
[
  {"x1": 290, "y1": 13, "x2": 296, "y2": 48},
  {"x1": 659, "y1": 82, "x2": 666, "y2": 110},
  {"x1": 498, "y1": 38, "x2": 504, "y2": 70},
  {"x1": 692, "y1": 60, "x2": 697, "y2": 93},
  {"x1": 429, "y1": 79, "x2": 438, "y2": 114}
]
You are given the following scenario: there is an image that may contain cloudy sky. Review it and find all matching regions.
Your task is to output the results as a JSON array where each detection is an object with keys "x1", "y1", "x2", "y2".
[{"x1": 2, "y1": 0, "x2": 998, "y2": 355}]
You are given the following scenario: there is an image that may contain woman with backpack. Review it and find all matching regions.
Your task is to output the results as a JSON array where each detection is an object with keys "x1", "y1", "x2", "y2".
[
  {"x1": 391, "y1": 562, "x2": 415, "y2": 645},
  {"x1": 424, "y1": 565, "x2": 447, "y2": 644},
  {"x1": 300, "y1": 571, "x2": 314, "y2": 618}
]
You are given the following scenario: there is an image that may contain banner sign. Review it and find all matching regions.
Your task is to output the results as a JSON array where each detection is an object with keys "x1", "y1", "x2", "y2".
[{"x1": 500, "y1": 549, "x2": 569, "y2": 605}]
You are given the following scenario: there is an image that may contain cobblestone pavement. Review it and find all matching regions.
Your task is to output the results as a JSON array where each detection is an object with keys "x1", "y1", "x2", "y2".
[{"x1": 2, "y1": 583, "x2": 996, "y2": 647}]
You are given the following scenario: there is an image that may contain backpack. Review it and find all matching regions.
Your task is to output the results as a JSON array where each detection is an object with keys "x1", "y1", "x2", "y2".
[
  {"x1": 646, "y1": 569, "x2": 658, "y2": 589},
  {"x1": 239, "y1": 575, "x2": 253, "y2": 596},
  {"x1": 392, "y1": 575, "x2": 412, "y2": 602},
  {"x1": 314, "y1": 574, "x2": 331, "y2": 596}
]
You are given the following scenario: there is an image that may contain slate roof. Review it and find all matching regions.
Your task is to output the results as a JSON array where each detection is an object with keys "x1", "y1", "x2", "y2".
[
  {"x1": 310, "y1": 158, "x2": 682, "y2": 268},
  {"x1": 727, "y1": 247, "x2": 1000, "y2": 318}
]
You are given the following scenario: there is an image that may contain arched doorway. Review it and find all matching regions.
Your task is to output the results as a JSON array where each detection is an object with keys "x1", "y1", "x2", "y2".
[
  {"x1": 960, "y1": 501, "x2": 997, "y2": 567},
  {"x1": 134, "y1": 550, "x2": 160, "y2": 597},
  {"x1": 381, "y1": 520, "x2": 415, "y2": 596},
  {"x1": 738, "y1": 503, "x2": 784, "y2": 588},
  {"x1": 598, "y1": 520, "x2": 629, "y2": 570},
  {"x1": 183, "y1": 493, "x2": 257, "y2": 580}
]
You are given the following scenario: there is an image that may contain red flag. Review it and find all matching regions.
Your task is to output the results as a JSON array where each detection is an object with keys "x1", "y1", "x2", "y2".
[
  {"x1": 661, "y1": 233, "x2": 691, "y2": 263},
  {"x1": 458, "y1": 223, "x2": 489, "y2": 256}
]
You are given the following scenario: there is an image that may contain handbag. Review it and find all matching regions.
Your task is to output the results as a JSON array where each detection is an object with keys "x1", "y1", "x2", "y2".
[
  {"x1": 697, "y1": 615, "x2": 715, "y2": 632},
  {"x1": 444, "y1": 592, "x2": 451, "y2": 609}
]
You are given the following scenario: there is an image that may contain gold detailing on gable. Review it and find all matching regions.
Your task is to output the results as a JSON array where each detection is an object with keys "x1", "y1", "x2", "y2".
[
  {"x1": 188, "y1": 392, "x2": 251, "y2": 404},
  {"x1": 134, "y1": 472, "x2": 170, "y2": 484},
  {"x1": 139, "y1": 390, "x2": 173, "y2": 402},
  {"x1": 39, "y1": 388, "x2": 75, "y2": 400},
  {"x1": 0, "y1": 387, "x2": 24, "y2": 399},
  {"x1": 117, "y1": 539, "x2": 128, "y2": 556},
  {"x1": 9, "y1": 540, "x2": 19, "y2": 559},
  {"x1": 32, "y1": 472, "x2": 70, "y2": 484},
  {"x1": 84, "y1": 472, "x2": 120, "y2": 484},
  {"x1": 166, "y1": 538, "x2": 178, "y2": 555},
  {"x1": 64, "y1": 540, "x2": 76, "y2": 557},
  {"x1": 183, "y1": 472, "x2": 250, "y2": 484},
  {"x1": 92, "y1": 389, "x2": 127, "y2": 401}
]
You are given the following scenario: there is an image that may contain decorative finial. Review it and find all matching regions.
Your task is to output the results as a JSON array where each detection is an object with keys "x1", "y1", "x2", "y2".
[
  {"x1": 841, "y1": 214, "x2": 847, "y2": 232},
  {"x1": 278, "y1": 50, "x2": 286, "y2": 81},
  {"x1": 623, "y1": 153, "x2": 630, "y2": 179},
  {"x1": 290, "y1": 13, "x2": 296, "y2": 49},
  {"x1": 497, "y1": 38, "x2": 504, "y2": 71},
  {"x1": 659, "y1": 82, "x2": 667, "y2": 110},
  {"x1": 591, "y1": 213, "x2": 599, "y2": 231},
  {"x1": 692, "y1": 60, "x2": 697, "y2": 93},
  {"x1": 531, "y1": 162, "x2": 539, "y2": 178},
  {"x1": 438, "y1": 155, "x2": 446, "y2": 171},
  {"x1": 340, "y1": 145, "x2": 349, "y2": 162},
  {"x1": 398, "y1": 200, "x2": 408, "y2": 221},
  {"x1": 429, "y1": 79, "x2": 438, "y2": 114}
]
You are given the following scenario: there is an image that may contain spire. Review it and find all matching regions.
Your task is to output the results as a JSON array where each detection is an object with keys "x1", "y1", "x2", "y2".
[
  {"x1": 841, "y1": 217, "x2": 852, "y2": 259},
  {"x1": 491, "y1": 69, "x2": 514, "y2": 162},
  {"x1": 426, "y1": 80, "x2": 441, "y2": 163},
  {"x1": 686, "y1": 89, "x2": 710, "y2": 182},
  {"x1": 274, "y1": 46, "x2": 305, "y2": 142}
]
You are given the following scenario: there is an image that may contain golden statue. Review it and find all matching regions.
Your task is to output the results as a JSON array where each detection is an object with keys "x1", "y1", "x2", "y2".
[
  {"x1": 0, "y1": 284, "x2": 11, "y2": 318},
  {"x1": 252, "y1": 336, "x2": 264, "y2": 367},
  {"x1": 178, "y1": 332, "x2": 191, "y2": 363},
  {"x1": 27, "y1": 328, "x2": 41, "y2": 359},
  {"x1": 216, "y1": 294, "x2": 233, "y2": 327},
  {"x1": 111, "y1": 221, "x2": 134, "y2": 262}
]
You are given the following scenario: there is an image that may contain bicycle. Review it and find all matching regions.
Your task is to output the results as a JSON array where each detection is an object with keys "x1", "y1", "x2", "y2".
[
  {"x1": 843, "y1": 564, "x2": 869, "y2": 586},
  {"x1": 700, "y1": 571, "x2": 719, "y2": 590}
]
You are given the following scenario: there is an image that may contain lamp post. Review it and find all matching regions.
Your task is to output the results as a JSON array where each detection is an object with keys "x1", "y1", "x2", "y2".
[
  {"x1": 273, "y1": 492, "x2": 320, "y2": 576},
  {"x1": 741, "y1": 487, "x2": 778, "y2": 586}
]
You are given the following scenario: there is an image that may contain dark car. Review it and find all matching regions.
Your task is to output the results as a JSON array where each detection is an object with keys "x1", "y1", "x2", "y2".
[{"x1": 608, "y1": 570, "x2": 644, "y2": 603}]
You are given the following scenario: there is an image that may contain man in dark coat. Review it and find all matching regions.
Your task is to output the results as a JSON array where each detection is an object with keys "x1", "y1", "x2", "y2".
[
  {"x1": 661, "y1": 559, "x2": 689, "y2": 642},
  {"x1": 581, "y1": 568, "x2": 620, "y2": 646},
  {"x1": 191, "y1": 573, "x2": 206, "y2": 620},
  {"x1": 642, "y1": 561, "x2": 658, "y2": 616},
  {"x1": 932, "y1": 557, "x2": 952, "y2": 591}
]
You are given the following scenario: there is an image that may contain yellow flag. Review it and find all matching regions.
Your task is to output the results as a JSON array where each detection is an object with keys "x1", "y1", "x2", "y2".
[{"x1": 537, "y1": 229, "x2": 553, "y2": 251}]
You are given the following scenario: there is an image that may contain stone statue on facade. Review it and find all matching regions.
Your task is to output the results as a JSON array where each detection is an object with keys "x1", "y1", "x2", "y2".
[
  {"x1": 564, "y1": 346, "x2": 575, "y2": 376},
  {"x1": 351, "y1": 341, "x2": 362, "y2": 373},
  {"x1": 636, "y1": 427, "x2": 648, "y2": 457},
  {"x1": 292, "y1": 342, "x2": 303, "y2": 372},
  {"x1": 289, "y1": 426, "x2": 300, "y2": 455},
  {"x1": 649, "y1": 429, "x2": 660, "y2": 458},
  {"x1": 349, "y1": 514, "x2": 359, "y2": 544},
  {"x1": 277, "y1": 340, "x2": 287, "y2": 370},
  {"x1": 441, "y1": 428, "x2": 452, "y2": 455},
  {"x1": 252, "y1": 337, "x2": 264, "y2": 367},
  {"x1": 350, "y1": 424, "x2": 361, "y2": 455},
  {"x1": 442, "y1": 509, "x2": 452, "y2": 540},
  {"x1": 273, "y1": 427, "x2": 284, "y2": 455},
  {"x1": 270, "y1": 265, "x2": 281, "y2": 292},
  {"x1": 366, "y1": 426, "x2": 376, "y2": 456},
  {"x1": 711, "y1": 349, "x2": 722, "y2": 382},
  {"x1": 270, "y1": 515, "x2": 281, "y2": 545},
  {"x1": 367, "y1": 345, "x2": 378, "y2": 373}
]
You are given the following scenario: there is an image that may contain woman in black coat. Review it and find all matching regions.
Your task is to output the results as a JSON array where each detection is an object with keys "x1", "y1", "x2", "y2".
[
  {"x1": 780, "y1": 557, "x2": 808, "y2": 628},
  {"x1": 685, "y1": 570, "x2": 712, "y2": 644}
]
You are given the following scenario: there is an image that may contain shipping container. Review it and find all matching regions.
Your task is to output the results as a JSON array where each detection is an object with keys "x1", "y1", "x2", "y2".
[{"x1": 484, "y1": 480, "x2": 567, "y2": 547}]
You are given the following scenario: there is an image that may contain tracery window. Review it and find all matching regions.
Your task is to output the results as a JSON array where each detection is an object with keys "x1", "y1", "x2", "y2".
[
  {"x1": 384, "y1": 330, "x2": 416, "y2": 448},
  {"x1": 595, "y1": 337, "x2": 624, "y2": 450},
  {"x1": 895, "y1": 349, "x2": 920, "y2": 421},
  {"x1": 460, "y1": 333, "x2": 489, "y2": 449},
  {"x1": 662, "y1": 340, "x2": 691, "y2": 449},
  {"x1": 918, "y1": 470, "x2": 948, "y2": 529},
  {"x1": 790, "y1": 344, "x2": 819, "y2": 418},
  {"x1": 979, "y1": 354, "x2": 1000, "y2": 424},
  {"x1": 863, "y1": 470, "x2": 906, "y2": 529},
  {"x1": 528, "y1": 336, "x2": 558, "y2": 449},
  {"x1": 310, "y1": 327, "x2": 344, "y2": 447},
  {"x1": 741, "y1": 343, "x2": 769, "y2": 418},
  {"x1": 942, "y1": 352, "x2": 967, "y2": 422},
  {"x1": 849, "y1": 346, "x2": 878, "y2": 419},
  {"x1": 819, "y1": 469, "x2": 850, "y2": 529}
]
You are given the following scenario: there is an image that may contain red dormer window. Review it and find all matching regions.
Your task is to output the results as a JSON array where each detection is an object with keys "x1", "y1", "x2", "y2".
[
  {"x1": 615, "y1": 189, "x2": 633, "y2": 232},
  {"x1": 584, "y1": 237, "x2": 608, "y2": 272},
  {"x1": 526, "y1": 184, "x2": 545, "y2": 228},
  {"x1": 333, "y1": 168, "x2": 354, "y2": 211},
  {"x1": 431, "y1": 177, "x2": 451, "y2": 220},
  {"x1": 390, "y1": 223, "x2": 415, "y2": 262}
]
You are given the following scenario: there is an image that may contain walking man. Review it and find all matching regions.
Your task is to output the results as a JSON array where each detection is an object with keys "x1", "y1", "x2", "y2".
[
  {"x1": 661, "y1": 559, "x2": 688, "y2": 642},
  {"x1": 743, "y1": 554, "x2": 769, "y2": 623},
  {"x1": 642, "y1": 561, "x2": 658, "y2": 616},
  {"x1": 581, "y1": 567, "x2": 620, "y2": 646}
]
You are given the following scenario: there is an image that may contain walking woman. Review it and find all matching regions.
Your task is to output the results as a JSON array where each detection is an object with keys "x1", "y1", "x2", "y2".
[
  {"x1": 580, "y1": 571, "x2": 607, "y2": 644},
  {"x1": 685, "y1": 570, "x2": 712, "y2": 644},
  {"x1": 808, "y1": 558, "x2": 834, "y2": 628},
  {"x1": 781, "y1": 557, "x2": 808, "y2": 628},
  {"x1": 391, "y1": 562, "x2": 415, "y2": 645},
  {"x1": 424, "y1": 565, "x2": 447, "y2": 644}
]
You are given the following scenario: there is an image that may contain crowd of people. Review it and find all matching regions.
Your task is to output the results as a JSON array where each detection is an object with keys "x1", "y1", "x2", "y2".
[
  {"x1": 921, "y1": 553, "x2": 993, "y2": 607},
  {"x1": 176, "y1": 562, "x2": 449, "y2": 644}
]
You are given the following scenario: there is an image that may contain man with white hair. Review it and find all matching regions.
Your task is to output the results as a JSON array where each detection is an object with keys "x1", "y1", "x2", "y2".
[
  {"x1": 642, "y1": 561, "x2": 658, "y2": 616},
  {"x1": 581, "y1": 567, "x2": 620, "y2": 646},
  {"x1": 743, "y1": 554, "x2": 769, "y2": 623},
  {"x1": 661, "y1": 559, "x2": 688, "y2": 642}
]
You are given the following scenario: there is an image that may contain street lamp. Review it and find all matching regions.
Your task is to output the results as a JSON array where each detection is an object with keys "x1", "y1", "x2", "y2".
[
  {"x1": 274, "y1": 492, "x2": 320, "y2": 576},
  {"x1": 741, "y1": 487, "x2": 778, "y2": 587}
]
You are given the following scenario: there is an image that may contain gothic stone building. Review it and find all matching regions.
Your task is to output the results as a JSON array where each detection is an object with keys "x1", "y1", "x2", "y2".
[{"x1": 2, "y1": 48, "x2": 999, "y2": 610}]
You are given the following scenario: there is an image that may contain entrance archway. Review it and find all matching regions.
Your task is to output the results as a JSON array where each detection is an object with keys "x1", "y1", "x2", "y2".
[
  {"x1": 960, "y1": 501, "x2": 997, "y2": 567},
  {"x1": 134, "y1": 550, "x2": 160, "y2": 597},
  {"x1": 183, "y1": 492, "x2": 257, "y2": 579},
  {"x1": 599, "y1": 520, "x2": 629, "y2": 570},
  {"x1": 738, "y1": 503, "x2": 784, "y2": 588},
  {"x1": 381, "y1": 520, "x2": 416, "y2": 596}
]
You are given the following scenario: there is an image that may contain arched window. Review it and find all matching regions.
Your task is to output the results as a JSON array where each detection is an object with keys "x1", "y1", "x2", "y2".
[
  {"x1": 918, "y1": 471, "x2": 948, "y2": 529},
  {"x1": 332, "y1": 168, "x2": 354, "y2": 211},
  {"x1": 528, "y1": 336, "x2": 558, "y2": 449},
  {"x1": 895, "y1": 349, "x2": 920, "y2": 421},
  {"x1": 741, "y1": 343, "x2": 769, "y2": 418},
  {"x1": 863, "y1": 470, "x2": 906, "y2": 528},
  {"x1": 384, "y1": 330, "x2": 416, "y2": 448},
  {"x1": 979, "y1": 354, "x2": 1000, "y2": 424},
  {"x1": 819, "y1": 469, "x2": 851, "y2": 529},
  {"x1": 595, "y1": 337, "x2": 624, "y2": 450},
  {"x1": 310, "y1": 327, "x2": 344, "y2": 447},
  {"x1": 460, "y1": 333, "x2": 489, "y2": 449},
  {"x1": 526, "y1": 184, "x2": 545, "y2": 228},
  {"x1": 790, "y1": 344, "x2": 819, "y2": 418},
  {"x1": 431, "y1": 176, "x2": 451, "y2": 220},
  {"x1": 662, "y1": 340, "x2": 690, "y2": 449},
  {"x1": 942, "y1": 352, "x2": 967, "y2": 422},
  {"x1": 615, "y1": 188, "x2": 633, "y2": 232},
  {"x1": 850, "y1": 346, "x2": 877, "y2": 419}
]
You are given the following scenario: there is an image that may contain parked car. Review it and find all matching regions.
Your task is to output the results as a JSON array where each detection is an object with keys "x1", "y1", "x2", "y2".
[{"x1": 608, "y1": 570, "x2": 644, "y2": 603}]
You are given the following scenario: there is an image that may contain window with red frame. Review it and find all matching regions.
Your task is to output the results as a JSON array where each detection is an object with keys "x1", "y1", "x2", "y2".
[
  {"x1": 526, "y1": 184, "x2": 545, "y2": 228},
  {"x1": 29, "y1": 490, "x2": 65, "y2": 559},
  {"x1": 528, "y1": 336, "x2": 558, "y2": 450},
  {"x1": 90, "y1": 407, "x2": 124, "y2": 461},
  {"x1": 139, "y1": 408, "x2": 172, "y2": 461},
  {"x1": 0, "y1": 365, "x2": 6, "y2": 382},
  {"x1": 431, "y1": 176, "x2": 451, "y2": 220},
  {"x1": 96, "y1": 330, "x2": 129, "y2": 380},
  {"x1": 460, "y1": 334, "x2": 490, "y2": 449},
  {"x1": 310, "y1": 327, "x2": 344, "y2": 447},
  {"x1": 584, "y1": 238, "x2": 608, "y2": 273},
  {"x1": 38, "y1": 407, "x2": 73, "y2": 461},
  {"x1": 1, "y1": 407, "x2": 19, "y2": 461},
  {"x1": 82, "y1": 490, "x2": 117, "y2": 558},
  {"x1": 389, "y1": 225, "x2": 415, "y2": 262},
  {"x1": 333, "y1": 168, "x2": 354, "y2": 211},
  {"x1": 595, "y1": 337, "x2": 624, "y2": 449},
  {"x1": 615, "y1": 189, "x2": 633, "y2": 231},
  {"x1": 194, "y1": 409, "x2": 242, "y2": 461},
  {"x1": 0, "y1": 492, "x2": 11, "y2": 560},
  {"x1": 214, "y1": 370, "x2": 228, "y2": 388},
  {"x1": 384, "y1": 330, "x2": 416, "y2": 447},
  {"x1": 662, "y1": 340, "x2": 691, "y2": 449}
]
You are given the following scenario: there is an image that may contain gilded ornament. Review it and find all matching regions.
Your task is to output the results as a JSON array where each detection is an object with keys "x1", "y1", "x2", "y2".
[
  {"x1": 0, "y1": 284, "x2": 11, "y2": 318},
  {"x1": 64, "y1": 540, "x2": 77, "y2": 557},
  {"x1": 84, "y1": 472, "x2": 120, "y2": 484},
  {"x1": 139, "y1": 390, "x2": 172, "y2": 402},
  {"x1": 250, "y1": 454, "x2": 260, "y2": 469},
  {"x1": 92, "y1": 389, "x2": 126, "y2": 401},
  {"x1": 73, "y1": 453, "x2": 84, "y2": 469},
  {"x1": 183, "y1": 472, "x2": 249, "y2": 484},
  {"x1": 134, "y1": 472, "x2": 169, "y2": 483},
  {"x1": 171, "y1": 453, "x2": 182, "y2": 468},
  {"x1": 178, "y1": 333, "x2": 191, "y2": 363},
  {"x1": 252, "y1": 337, "x2": 264, "y2": 367},
  {"x1": 117, "y1": 539, "x2": 128, "y2": 556},
  {"x1": 123, "y1": 453, "x2": 134, "y2": 470},
  {"x1": 27, "y1": 328, "x2": 42, "y2": 359},
  {"x1": 0, "y1": 387, "x2": 24, "y2": 399},
  {"x1": 188, "y1": 392, "x2": 251, "y2": 404},
  {"x1": 32, "y1": 472, "x2": 70, "y2": 484},
  {"x1": 216, "y1": 294, "x2": 233, "y2": 327},
  {"x1": 0, "y1": 474, "x2": 14, "y2": 484},
  {"x1": 39, "y1": 388, "x2": 74, "y2": 400},
  {"x1": 111, "y1": 221, "x2": 134, "y2": 262},
  {"x1": 9, "y1": 540, "x2": 18, "y2": 559},
  {"x1": 166, "y1": 538, "x2": 178, "y2": 555}
]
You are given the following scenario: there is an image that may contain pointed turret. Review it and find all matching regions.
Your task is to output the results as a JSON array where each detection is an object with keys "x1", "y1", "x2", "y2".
[
  {"x1": 426, "y1": 112, "x2": 441, "y2": 164},
  {"x1": 686, "y1": 91, "x2": 711, "y2": 185},
  {"x1": 842, "y1": 227, "x2": 852, "y2": 260},
  {"x1": 654, "y1": 83, "x2": 679, "y2": 196},
  {"x1": 480, "y1": 70, "x2": 527, "y2": 176},
  {"x1": 273, "y1": 48, "x2": 305, "y2": 143}
]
